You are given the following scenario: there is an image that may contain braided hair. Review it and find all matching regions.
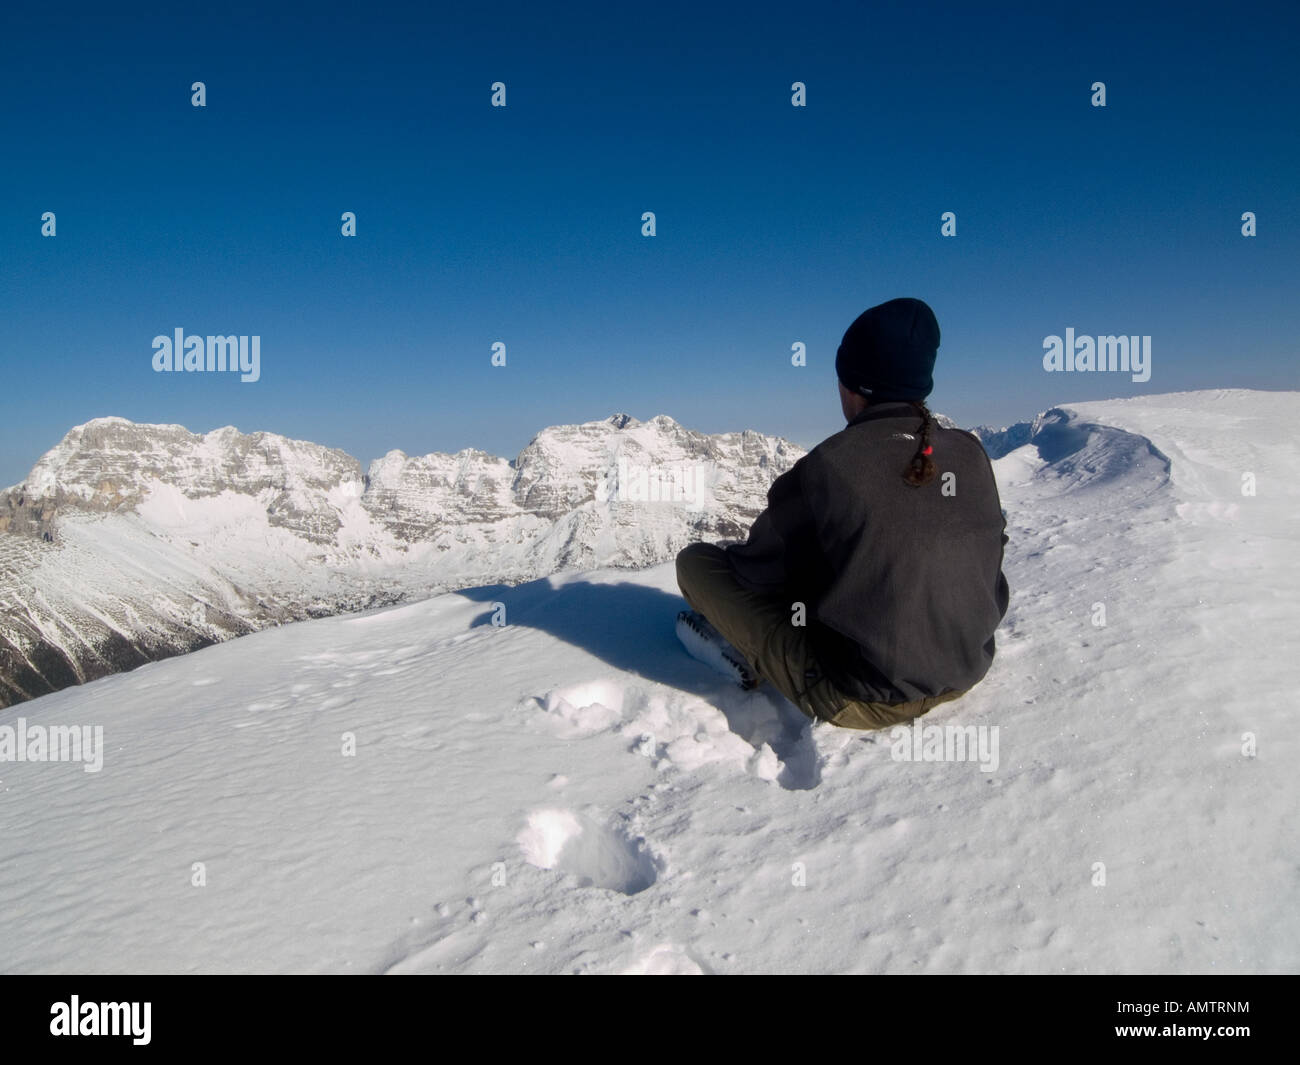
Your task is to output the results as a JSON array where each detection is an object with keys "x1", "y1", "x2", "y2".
[{"x1": 902, "y1": 400, "x2": 937, "y2": 487}]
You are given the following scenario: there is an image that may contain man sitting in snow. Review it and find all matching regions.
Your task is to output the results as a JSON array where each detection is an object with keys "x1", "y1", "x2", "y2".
[{"x1": 676, "y1": 297, "x2": 1010, "y2": 729}]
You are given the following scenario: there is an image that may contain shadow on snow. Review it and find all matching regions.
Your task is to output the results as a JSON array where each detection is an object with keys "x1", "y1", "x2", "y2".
[{"x1": 454, "y1": 575, "x2": 821, "y2": 790}]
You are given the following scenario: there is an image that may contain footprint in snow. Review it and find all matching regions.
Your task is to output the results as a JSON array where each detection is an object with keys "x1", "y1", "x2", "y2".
[
  {"x1": 517, "y1": 808, "x2": 661, "y2": 896},
  {"x1": 534, "y1": 679, "x2": 824, "y2": 790},
  {"x1": 621, "y1": 943, "x2": 709, "y2": 975}
]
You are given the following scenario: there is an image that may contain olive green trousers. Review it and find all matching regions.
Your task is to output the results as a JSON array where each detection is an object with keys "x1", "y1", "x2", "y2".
[{"x1": 675, "y1": 542, "x2": 964, "y2": 730}]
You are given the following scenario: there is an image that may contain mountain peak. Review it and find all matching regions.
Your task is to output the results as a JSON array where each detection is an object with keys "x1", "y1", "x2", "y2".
[
  {"x1": 77, "y1": 415, "x2": 136, "y2": 429},
  {"x1": 0, "y1": 410, "x2": 807, "y2": 707}
]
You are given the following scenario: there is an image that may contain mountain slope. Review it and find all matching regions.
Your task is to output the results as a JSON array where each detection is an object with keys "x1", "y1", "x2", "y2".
[{"x1": 0, "y1": 388, "x2": 1294, "y2": 974}]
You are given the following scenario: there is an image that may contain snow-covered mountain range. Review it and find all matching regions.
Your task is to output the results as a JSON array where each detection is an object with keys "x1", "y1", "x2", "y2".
[{"x1": 0, "y1": 414, "x2": 801, "y2": 708}]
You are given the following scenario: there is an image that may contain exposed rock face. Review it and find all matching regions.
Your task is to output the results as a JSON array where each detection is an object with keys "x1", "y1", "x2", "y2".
[
  {"x1": 363, "y1": 447, "x2": 518, "y2": 539},
  {"x1": 968, "y1": 420, "x2": 1034, "y2": 459},
  {"x1": 0, "y1": 413, "x2": 804, "y2": 708},
  {"x1": 1, "y1": 417, "x2": 363, "y2": 545}
]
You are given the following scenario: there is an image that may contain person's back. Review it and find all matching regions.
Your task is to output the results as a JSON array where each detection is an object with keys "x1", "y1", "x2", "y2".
[
  {"x1": 676, "y1": 296, "x2": 1010, "y2": 730},
  {"x1": 778, "y1": 402, "x2": 1009, "y2": 704}
]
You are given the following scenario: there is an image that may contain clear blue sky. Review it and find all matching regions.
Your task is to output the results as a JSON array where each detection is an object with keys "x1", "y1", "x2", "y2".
[{"x1": 2, "y1": 0, "x2": 1296, "y2": 487}]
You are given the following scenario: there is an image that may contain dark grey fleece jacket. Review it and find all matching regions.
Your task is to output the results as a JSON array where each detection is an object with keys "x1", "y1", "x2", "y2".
[{"x1": 726, "y1": 402, "x2": 1010, "y2": 704}]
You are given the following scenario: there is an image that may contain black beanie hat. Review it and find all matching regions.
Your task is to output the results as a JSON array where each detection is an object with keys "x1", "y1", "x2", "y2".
[{"x1": 835, "y1": 297, "x2": 940, "y2": 402}]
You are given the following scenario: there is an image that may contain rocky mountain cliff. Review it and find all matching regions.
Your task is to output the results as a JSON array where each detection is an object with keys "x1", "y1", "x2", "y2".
[
  {"x1": 0, "y1": 414, "x2": 801, "y2": 708},
  {"x1": 968, "y1": 420, "x2": 1035, "y2": 459}
]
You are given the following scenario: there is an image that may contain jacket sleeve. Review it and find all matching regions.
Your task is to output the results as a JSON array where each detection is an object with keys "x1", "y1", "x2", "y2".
[
  {"x1": 995, "y1": 512, "x2": 1011, "y2": 621},
  {"x1": 724, "y1": 457, "x2": 824, "y2": 597}
]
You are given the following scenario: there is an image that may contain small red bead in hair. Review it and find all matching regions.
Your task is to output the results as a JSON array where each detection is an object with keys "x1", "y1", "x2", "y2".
[{"x1": 922, "y1": 445, "x2": 933, "y2": 455}]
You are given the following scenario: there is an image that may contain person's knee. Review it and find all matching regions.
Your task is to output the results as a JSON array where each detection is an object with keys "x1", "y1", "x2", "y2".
[
  {"x1": 677, "y1": 541, "x2": 721, "y2": 564},
  {"x1": 675, "y1": 541, "x2": 723, "y2": 589}
]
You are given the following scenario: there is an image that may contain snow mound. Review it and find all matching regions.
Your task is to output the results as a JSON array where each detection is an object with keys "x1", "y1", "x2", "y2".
[
  {"x1": 517, "y1": 808, "x2": 661, "y2": 895},
  {"x1": 1027, "y1": 407, "x2": 1171, "y2": 496}
]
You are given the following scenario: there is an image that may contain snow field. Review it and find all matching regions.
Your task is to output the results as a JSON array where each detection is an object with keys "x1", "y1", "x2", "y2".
[{"x1": 0, "y1": 390, "x2": 1295, "y2": 974}]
